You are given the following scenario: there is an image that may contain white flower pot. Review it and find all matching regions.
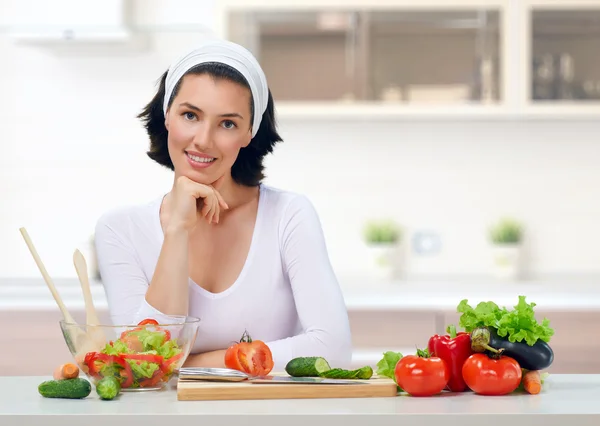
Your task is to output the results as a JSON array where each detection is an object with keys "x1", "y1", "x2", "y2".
[
  {"x1": 366, "y1": 243, "x2": 402, "y2": 281},
  {"x1": 491, "y1": 244, "x2": 522, "y2": 280}
]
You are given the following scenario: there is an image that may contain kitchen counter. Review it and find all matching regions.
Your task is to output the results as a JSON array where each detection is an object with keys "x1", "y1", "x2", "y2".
[{"x1": 0, "y1": 375, "x2": 599, "y2": 425}]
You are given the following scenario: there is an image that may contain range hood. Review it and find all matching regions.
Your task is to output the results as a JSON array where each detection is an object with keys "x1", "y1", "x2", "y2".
[{"x1": 7, "y1": 0, "x2": 134, "y2": 44}]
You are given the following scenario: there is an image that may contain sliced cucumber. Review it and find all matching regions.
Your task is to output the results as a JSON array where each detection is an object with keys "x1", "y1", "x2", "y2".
[
  {"x1": 319, "y1": 366, "x2": 373, "y2": 380},
  {"x1": 285, "y1": 357, "x2": 331, "y2": 377}
]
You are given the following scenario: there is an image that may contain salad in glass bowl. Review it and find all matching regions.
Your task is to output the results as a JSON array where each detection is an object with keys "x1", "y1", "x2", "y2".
[{"x1": 60, "y1": 317, "x2": 199, "y2": 391}]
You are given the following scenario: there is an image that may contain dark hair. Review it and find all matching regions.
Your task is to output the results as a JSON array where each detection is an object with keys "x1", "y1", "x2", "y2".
[{"x1": 138, "y1": 62, "x2": 282, "y2": 187}]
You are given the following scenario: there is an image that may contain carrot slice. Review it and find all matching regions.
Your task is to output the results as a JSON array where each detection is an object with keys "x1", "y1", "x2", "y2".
[
  {"x1": 523, "y1": 370, "x2": 542, "y2": 394},
  {"x1": 53, "y1": 363, "x2": 80, "y2": 380}
]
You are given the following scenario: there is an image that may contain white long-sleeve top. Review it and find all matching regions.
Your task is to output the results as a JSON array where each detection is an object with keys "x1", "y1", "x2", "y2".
[{"x1": 94, "y1": 184, "x2": 353, "y2": 370}]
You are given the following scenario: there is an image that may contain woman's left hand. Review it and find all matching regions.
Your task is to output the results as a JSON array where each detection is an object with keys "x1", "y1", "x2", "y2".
[{"x1": 182, "y1": 350, "x2": 227, "y2": 368}]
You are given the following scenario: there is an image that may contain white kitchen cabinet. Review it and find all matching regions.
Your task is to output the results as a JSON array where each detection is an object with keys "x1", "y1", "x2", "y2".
[
  {"x1": 526, "y1": 1, "x2": 600, "y2": 105},
  {"x1": 4, "y1": 0, "x2": 217, "y2": 49},
  {"x1": 215, "y1": 0, "x2": 600, "y2": 120},
  {"x1": 6, "y1": 0, "x2": 133, "y2": 42}
]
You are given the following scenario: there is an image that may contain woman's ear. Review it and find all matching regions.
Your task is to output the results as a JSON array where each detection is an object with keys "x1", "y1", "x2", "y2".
[
  {"x1": 164, "y1": 111, "x2": 170, "y2": 131},
  {"x1": 241, "y1": 129, "x2": 252, "y2": 148}
]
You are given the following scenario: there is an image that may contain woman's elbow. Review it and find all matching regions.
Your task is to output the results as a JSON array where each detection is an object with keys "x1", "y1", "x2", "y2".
[{"x1": 321, "y1": 328, "x2": 353, "y2": 369}]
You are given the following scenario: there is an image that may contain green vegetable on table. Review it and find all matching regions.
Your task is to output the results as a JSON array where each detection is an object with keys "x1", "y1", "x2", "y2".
[
  {"x1": 96, "y1": 376, "x2": 121, "y2": 400},
  {"x1": 285, "y1": 357, "x2": 373, "y2": 380},
  {"x1": 319, "y1": 366, "x2": 373, "y2": 380},
  {"x1": 285, "y1": 357, "x2": 331, "y2": 377},
  {"x1": 456, "y1": 295, "x2": 554, "y2": 346},
  {"x1": 38, "y1": 378, "x2": 92, "y2": 399},
  {"x1": 376, "y1": 351, "x2": 403, "y2": 392}
]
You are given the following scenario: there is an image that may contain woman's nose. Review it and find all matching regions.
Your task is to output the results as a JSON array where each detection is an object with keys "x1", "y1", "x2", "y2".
[{"x1": 192, "y1": 123, "x2": 214, "y2": 149}]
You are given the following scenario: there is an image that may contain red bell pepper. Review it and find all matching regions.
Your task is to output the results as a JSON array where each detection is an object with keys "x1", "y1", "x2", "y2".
[
  {"x1": 161, "y1": 352, "x2": 184, "y2": 374},
  {"x1": 427, "y1": 325, "x2": 473, "y2": 392},
  {"x1": 83, "y1": 352, "x2": 134, "y2": 388}
]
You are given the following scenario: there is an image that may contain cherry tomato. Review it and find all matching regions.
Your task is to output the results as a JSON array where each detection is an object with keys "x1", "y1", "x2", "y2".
[
  {"x1": 394, "y1": 349, "x2": 449, "y2": 397},
  {"x1": 462, "y1": 353, "x2": 522, "y2": 395},
  {"x1": 224, "y1": 331, "x2": 274, "y2": 376}
]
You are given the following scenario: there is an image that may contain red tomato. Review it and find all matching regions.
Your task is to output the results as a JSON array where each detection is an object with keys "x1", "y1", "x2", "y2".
[
  {"x1": 224, "y1": 331, "x2": 274, "y2": 376},
  {"x1": 462, "y1": 353, "x2": 522, "y2": 395},
  {"x1": 120, "y1": 333, "x2": 144, "y2": 352},
  {"x1": 394, "y1": 350, "x2": 450, "y2": 397}
]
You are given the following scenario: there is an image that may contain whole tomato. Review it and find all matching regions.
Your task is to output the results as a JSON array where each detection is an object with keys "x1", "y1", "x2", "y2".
[
  {"x1": 394, "y1": 349, "x2": 450, "y2": 397},
  {"x1": 462, "y1": 353, "x2": 522, "y2": 395},
  {"x1": 224, "y1": 330, "x2": 274, "y2": 376}
]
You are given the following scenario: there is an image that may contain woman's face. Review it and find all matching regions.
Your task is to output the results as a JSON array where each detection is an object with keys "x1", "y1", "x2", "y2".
[{"x1": 164, "y1": 73, "x2": 253, "y2": 185}]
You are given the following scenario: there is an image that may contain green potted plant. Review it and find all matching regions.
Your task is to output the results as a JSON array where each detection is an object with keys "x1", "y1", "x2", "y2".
[
  {"x1": 488, "y1": 218, "x2": 523, "y2": 280},
  {"x1": 363, "y1": 220, "x2": 403, "y2": 280}
]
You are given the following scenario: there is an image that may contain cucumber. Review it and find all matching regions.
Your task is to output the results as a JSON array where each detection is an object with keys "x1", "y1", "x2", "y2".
[
  {"x1": 96, "y1": 376, "x2": 121, "y2": 400},
  {"x1": 285, "y1": 357, "x2": 331, "y2": 377},
  {"x1": 319, "y1": 366, "x2": 373, "y2": 380},
  {"x1": 38, "y1": 378, "x2": 92, "y2": 399}
]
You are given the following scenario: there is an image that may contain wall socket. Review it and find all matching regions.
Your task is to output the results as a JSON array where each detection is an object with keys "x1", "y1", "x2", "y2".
[{"x1": 411, "y1": 231, "x2": 442, "y2": 256}]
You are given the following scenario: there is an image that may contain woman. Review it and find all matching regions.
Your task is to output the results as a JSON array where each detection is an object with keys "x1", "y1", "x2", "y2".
[{"x1": 94, "y1": 39, "x2": 353, "y2": 370}]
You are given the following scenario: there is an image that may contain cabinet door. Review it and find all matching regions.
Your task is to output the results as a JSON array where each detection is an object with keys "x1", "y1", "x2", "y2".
[
  {"x1": 223, "y1": 6, "x2": 504, "y2": 105},
  {"x1": 528, "y1": 3, "x2": 600, "y2": 103}
]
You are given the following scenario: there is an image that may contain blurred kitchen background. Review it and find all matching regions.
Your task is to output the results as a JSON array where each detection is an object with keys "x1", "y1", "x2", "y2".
[{"x1": 1, "y1": 0, "x2": 600, "y2": 376}]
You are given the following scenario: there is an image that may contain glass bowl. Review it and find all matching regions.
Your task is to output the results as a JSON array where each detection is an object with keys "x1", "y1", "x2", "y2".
[{"x1": 59, "y1": 316, "x2": 200, "y2": 391}]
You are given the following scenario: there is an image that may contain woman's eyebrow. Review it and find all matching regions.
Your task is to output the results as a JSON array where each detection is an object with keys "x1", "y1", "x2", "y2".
[{"x1": 179, "y1": 102, "x2": 244, "y2": 119}]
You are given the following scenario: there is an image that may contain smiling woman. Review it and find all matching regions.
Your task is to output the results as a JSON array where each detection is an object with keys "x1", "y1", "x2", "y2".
[{"x1": 93, "y1": 39, "x2": 353, "y2": 371}]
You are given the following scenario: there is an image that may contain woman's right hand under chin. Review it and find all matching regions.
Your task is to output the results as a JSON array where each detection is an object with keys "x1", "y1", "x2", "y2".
[{"x1": 168, "y1": 175, "x2": 229, "y2": 231}]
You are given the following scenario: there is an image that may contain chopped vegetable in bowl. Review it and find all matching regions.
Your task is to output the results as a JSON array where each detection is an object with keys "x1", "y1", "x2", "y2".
[{"x1": 61, "y1": 317, "x2": 199, "y2": 391}]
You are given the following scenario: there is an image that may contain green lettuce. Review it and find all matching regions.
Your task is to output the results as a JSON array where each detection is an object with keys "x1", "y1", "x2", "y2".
[
  {"x1": 457, "y1": 295, "x2": 554, "y2": 346},
  {"x1": 126, "y1": 359, "x2": 160, "y2": 379},
  {"x1": 376, "y1": 351, "x2": 403, "y2": 392}
]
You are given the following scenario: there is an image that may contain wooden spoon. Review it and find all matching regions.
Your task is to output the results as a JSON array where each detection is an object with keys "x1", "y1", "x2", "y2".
[
  {"x1": 73, "y1": 249, "x2": 107, "y2": 346},
  {"x1": 19, "y1": 227, "x2": 99, "y2": 361},
  {"x1": 19, "y1": 227, "x2": 78, "y2": 325}
]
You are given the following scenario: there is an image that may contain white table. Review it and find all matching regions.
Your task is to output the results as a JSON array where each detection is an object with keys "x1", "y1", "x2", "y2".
[{"x1": 0, "y1": 375, "x2": 599, "y2": 426}]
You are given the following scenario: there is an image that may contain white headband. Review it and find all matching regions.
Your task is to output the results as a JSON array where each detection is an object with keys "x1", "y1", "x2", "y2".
[{"x1": 163, "y1": 39, "x2": 268, "y2": 138}]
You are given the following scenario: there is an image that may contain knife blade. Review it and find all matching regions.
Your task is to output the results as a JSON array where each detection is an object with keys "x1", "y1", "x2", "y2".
[
  {"x1": 178, "y1": 367, "x2": 363, "y2": 384},
  {"x1": 248, "y1": 376, "x2": 362, "y2": 385}
]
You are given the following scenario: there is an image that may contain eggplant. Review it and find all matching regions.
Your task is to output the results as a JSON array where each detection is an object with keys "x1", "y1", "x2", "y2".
[{"x1": 470, "y1": 327, "x2": 554, "y2": 370}]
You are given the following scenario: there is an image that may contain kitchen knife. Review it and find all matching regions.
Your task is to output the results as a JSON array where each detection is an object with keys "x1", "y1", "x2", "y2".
[
  {"x1": 248, "y1": 376, "x2": 362, "y2": 385},
  {"x1": 178, "y1": 367, "x2": 363, "y2": 384}
]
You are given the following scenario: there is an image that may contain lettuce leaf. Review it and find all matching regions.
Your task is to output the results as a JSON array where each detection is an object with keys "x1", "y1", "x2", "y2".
[
  {"x1": 126, "y1": 359, "x2": 160, "y2": 379},
  {"x1": 128, "y1": 329, "x2": 166, "y2": 351},
  {"x1": 102, "y1": 340, "x2": 131, "y2": 356},
  {"x1": 156, "y1": 339, "x2": 182, "y2": 359},
  {"x1": 457, "y1": 295, "x2": 554, "y2": 346},
  {"x1": 376, "y1": 351, "x2": 403, "y2": 392}
]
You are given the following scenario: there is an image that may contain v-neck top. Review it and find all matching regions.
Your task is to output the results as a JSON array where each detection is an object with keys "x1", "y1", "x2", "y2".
[{"x1": 94, "y1": 184, "x2": 353, "y2": 370}]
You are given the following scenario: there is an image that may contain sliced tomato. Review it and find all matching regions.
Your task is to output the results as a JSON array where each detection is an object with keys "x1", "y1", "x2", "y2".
[
  {"x1": 224, "y1": 331, "x2": 274, "y2": 376},
  {"x1": 119, "y1": 332, "x2": 145, "y2": 352}
]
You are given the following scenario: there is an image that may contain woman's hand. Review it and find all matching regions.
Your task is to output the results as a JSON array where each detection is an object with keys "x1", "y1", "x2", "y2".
[
  {"x1": 183, "y1": 350, "x2": 227, "y2": 368},
  {"x1": 169, "y1": 176, "x2": 229, "y2": 231}
]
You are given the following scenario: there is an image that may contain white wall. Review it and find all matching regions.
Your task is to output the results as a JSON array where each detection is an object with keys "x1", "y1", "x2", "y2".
[{"x1": 1, "y1": 0, "x2": 599, "y2": 280}]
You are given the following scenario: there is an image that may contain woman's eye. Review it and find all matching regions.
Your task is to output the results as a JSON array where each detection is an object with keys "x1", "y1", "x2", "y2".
[
  {"x1": 183, "y1": 112, "x2": 196, "y2": 121},
  {"x1": 221, "y1": 120, "x2": 236, "y2": 129}
]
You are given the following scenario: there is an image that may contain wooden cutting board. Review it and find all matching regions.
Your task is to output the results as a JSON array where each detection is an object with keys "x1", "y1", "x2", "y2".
[{"x1": 177, "y1": 374, "x2": 398, "y2": 401}]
